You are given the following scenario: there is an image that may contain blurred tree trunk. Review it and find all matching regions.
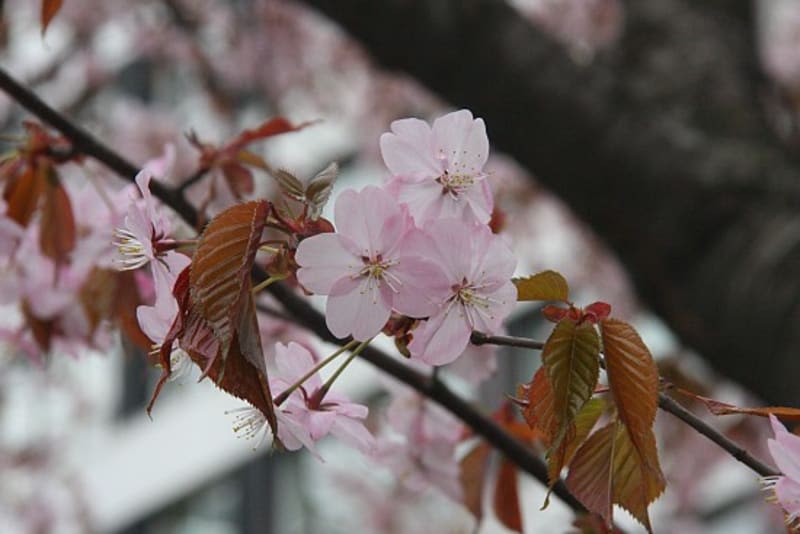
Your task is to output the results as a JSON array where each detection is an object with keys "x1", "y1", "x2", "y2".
[{"x1": 297, "y1": 0, "x2": 800, "y2": 405}]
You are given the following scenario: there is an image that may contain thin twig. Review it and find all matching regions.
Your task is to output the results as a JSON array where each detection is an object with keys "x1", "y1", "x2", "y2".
[
  {"x1": 0, "y1": 66, "x2": 587, "y2": 514},
  {"x1": 471, "y1": 331, "x2": 545, "y2": 351},
  {"x1": 476, "y1": 327, "x2": 780, "y2": 478},
  {"x1": 657, "y1": 393, "x2": 779, "y2": 477}
]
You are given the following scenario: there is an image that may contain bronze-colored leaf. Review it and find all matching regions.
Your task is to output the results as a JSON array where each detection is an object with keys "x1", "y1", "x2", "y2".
[
  {"x1": 189, "y1": 200, "x2": 269, "y2": 374},
  {"x1": 460, "y1": 442, "x2": 491, "y2": 520},
  {"x1": 519, "y1": 367, "x2": 556, "y2": 444},
  {"x1": 41, "y1": 0, "x2": 63, "y2": 35},
  {"x1": 566, "y1": 420, "x2": 665, "y2": 532},
  {"x1": 305, "y1": 162, "x2": 337, "y2": 220},
  {"x1": 494, "y1": 459, "x2": 523, "y2": 533},
  {"x1": 547, "y1": 397, "x2": 606, "y2": 484},
  {"x1": 39, "y1": 169, "x2": 75, "y2": 263},
  {"x1": 601, "y1": 318, "x2": 659, "y2": 461},
  {"x1": 675, "y1": 388, "x2": 800, "y2": 421},
  {"x1": 4, "y1": 166, "x2": 45, "y2": 226},
  {"x1": 514, "y1": 270, "x2": 569, "y2": 302}
]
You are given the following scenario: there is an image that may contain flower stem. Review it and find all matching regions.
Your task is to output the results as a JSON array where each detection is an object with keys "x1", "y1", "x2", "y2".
[
  {"x1": 309, "y1": 337, "x2": 372, "y2": 408},
  {"x1": 273, "y1": 339, "x2": 359, "y2": 406},
  {"x1": 251, "y1": 273, "x2": 288, "y2": 294}
]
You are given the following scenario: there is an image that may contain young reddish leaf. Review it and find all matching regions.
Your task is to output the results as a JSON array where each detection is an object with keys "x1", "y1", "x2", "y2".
[
  {"x1": 675, "y1": 389, "x2": 800, "y2": 421},
  {"x1": 41, "y1": 0, "x2": 64, "y2": 35},
  {"x1": 225, "y1": 117, "x2": 312, "y2": 153},
  {"x1": 566, "y1": 420, "x2": 665, "y2": 532},
  {"x1": 460, "y1": 442, "x2": 492, "y2": 520},
  {"x1": 542, "y1": 304, "x2": 568, "y2": 323},
  {"x1": 189, "y1": 200, "x2": 270, "y2": 374},
  {"x1": 113, "y1": 270, "x2": 152, "y2": 351},
  {"x1": 236, "y1": 150, "x2": 269, "y2": 170},
  {"x1": 4, "y1": 166, "x2": 45, "y2": 226},
  {"x1": 39, "y1": 171, "x2": 76, "y2": 263},
  {"x1": 221, "y1": 162, "x2": 255, "y2": 198},
  {"x1": 514, "y1": 270, "x2": 569, "y2": 302},
  {"x1": 583, "y1": 301, "x2": 612, "y2": 322},
  {"x1": 601, "y1": 318, "x2": 659, "y2": 460},
  {"x1": 547, "y1": 397, "x2": 607, "y2": 484},
  {"x1": 21, "y1": 299, "x2": 54, "y2": 352},
  {"x1": 519, "y1": 367, "x2": 556, "y2": 444},
  {"x1": 149, "y1": 266, "x2": 278, "y2": 435},
  {"x1": 494, "y1": 459, "x2": 523, "y2": 533}
]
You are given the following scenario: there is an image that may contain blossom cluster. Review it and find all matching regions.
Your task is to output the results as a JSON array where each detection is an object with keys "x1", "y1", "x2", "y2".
[{"x1": 296, "y1": 109, "x2": 516, "y2": 365}]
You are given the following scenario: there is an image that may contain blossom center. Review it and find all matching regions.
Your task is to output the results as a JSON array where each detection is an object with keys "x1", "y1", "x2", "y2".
[
  {"x1": 354, "y1": 255, "x2": 402, "y2": 293},
  {"x1": 112, "y1": 228, "x2": 149, "y2": 270},
  {"x1": 436, "y1": 170, "x2": 475, "y2": 198}
]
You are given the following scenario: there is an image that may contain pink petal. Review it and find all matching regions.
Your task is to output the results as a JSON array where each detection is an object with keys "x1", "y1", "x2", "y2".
[
  {"x1": 308, "y1": 410, "x2": 337, "y2": 440},
  {"x1": 326, "y1": 277, "x2": 392, "y2": 340},
  {"x1": 296, "y1": 233, "x2": 360, "y2": 294},
  {"x1": 330, "y1": 416, "x2": 375, "y2": 454},
  {"x1": 396, "y1": 179, "x2": 445, "y2": 224},
  {"x1": 274, "y1": 342, "x2": 322, "y2": 389},
  {"x1": 432, "y1": 110, "x2": 489, "y2": 174},
  {"x1": 380, "y1": 118, "x2": 441, "y2": 177},
  {"x1": 276, "y1": 410, "x2": 319, "y2": 456},
  {"x1": 390, "y1": 256, "x2": 450, "y2": 318},
  {"x1": 409, "y1": 305, "x2": 472, "y2": 366},
  {"x1": 775, "y1": 477, "x2": 800, "y2": 518},
  {"x1": 334, "y1": 186, "x2": 401, "y2": 257}
]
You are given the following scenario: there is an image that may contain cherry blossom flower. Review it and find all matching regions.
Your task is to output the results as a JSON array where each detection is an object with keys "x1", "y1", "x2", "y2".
[
  {"x1": 136, "y1": 252, "x2": 192, "y2": 381},
  {"x1": 763, "y1": 415, "x2": 800, "y2": 527},
  {"x1": 231, "y1": 342, "x2": 374, "y2": 456},
  {"x1": 407, "y1": 220, "x2": 516, "y2": 366},
  {"x1": 374, "y1": 390, "x2": 463, "y2": 500},
  {"x1": 295, "y1": 185, "x2": 447, "y2": 341},
  {"x1": 380, "y1": 109, "x2": 493, "y2": 225},
  {"x1": 113, "y1": 149, "x2": 175, "y2": 271}
]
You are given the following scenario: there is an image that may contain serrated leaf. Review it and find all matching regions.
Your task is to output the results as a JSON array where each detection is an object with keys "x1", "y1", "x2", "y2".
[
  {"x1": 222, "y1": 162, "x2": 254, "y2": 198},
  {"x1": 189, "y1": 200, "x2": 269, "y2": 373},
  {"x1": 547, "y1": 396, "x2": 606, "y2": 484},
  {"x1": 39, "y1": 169, "x2": 75, "y2": 263},
  {"x1": 305, "y1": 162, "x2": 337, "y2": 220},
  {"x1": 676, "y1": 390, "x2": 800, "y2": 421},
  {"x1": 149, "y1": 266, "x2": 278, "y2": 434},
  {"x1": 41, "y1": 0, "x2": 63, "y2": 35},
  {"x1": 601, "y1": 318, "x2": 659, "y2": 461},
  {"x1": 226, "y1": 117, "x2": 310, "y2": 153},
  {"x1": 494, "y1": 459, "x2": 523, "y2": 533},
  {"x1": 566, "y1": 420, "x2": 665, "y2": 532},
  {"x1": 4, "y1": 166, "x2": 45, "y2": 226},
  {"x1": 460, "y1": 442, "x2": 491, "y2": 520},
  {"x1": 273, "y1": 168, "x2": 305, "y2": 202},
  {"x1": 543, "y1": 320, "x2": 600, "y2": 429},
  {"x1": 514, "y1": 270, "x2": 569, "y2": 302},
  {"x1": 519, "y1": 367, "x2": 556, "y2": 444}
]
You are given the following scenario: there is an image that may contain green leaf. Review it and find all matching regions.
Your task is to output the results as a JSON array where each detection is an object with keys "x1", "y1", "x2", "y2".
[
  {"x1": 542, "y1": 319, "x2": 600, "y2": 447},
  {"x1": 601, "y1": 318, "x2": 659, "y2": 461},
  {"x1": 547, "y1": 396, "x2": 606, "y2": 484},
  {"x1": 513, "y1": 270, "x2": 569, "y2": 302},
  {"x1": 566, "y1": 420, "x2": 665, "y2": 532}
]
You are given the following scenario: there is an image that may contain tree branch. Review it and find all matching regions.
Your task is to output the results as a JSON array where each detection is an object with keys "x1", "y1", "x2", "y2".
[
  {"x1": 476, "y1": 330, "x2": 780, "y2": 478},
  {"x1": 293, "y1": 0, "x2": 800, "y2": 407},
  {"x1": 0, "y1": 66, "x2": 586, "y2": 514}
]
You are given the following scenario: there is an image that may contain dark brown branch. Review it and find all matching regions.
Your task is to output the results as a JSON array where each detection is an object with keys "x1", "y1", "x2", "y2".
[
  {"x1": 477, "y1": 330, "x2": 780, "y2": 477},
  {"x1": 0, "y1": 66, "x2": 585, "y2": 514},
  {"x1": 471, "y1": 331, "x2": 545, "y2": 351},
  {"x1": 657, "y1": 393, "x2": 779, "y2": 478},
  {"x1": 294, "y1": 0, "x2": 800, "y2": 409}
]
